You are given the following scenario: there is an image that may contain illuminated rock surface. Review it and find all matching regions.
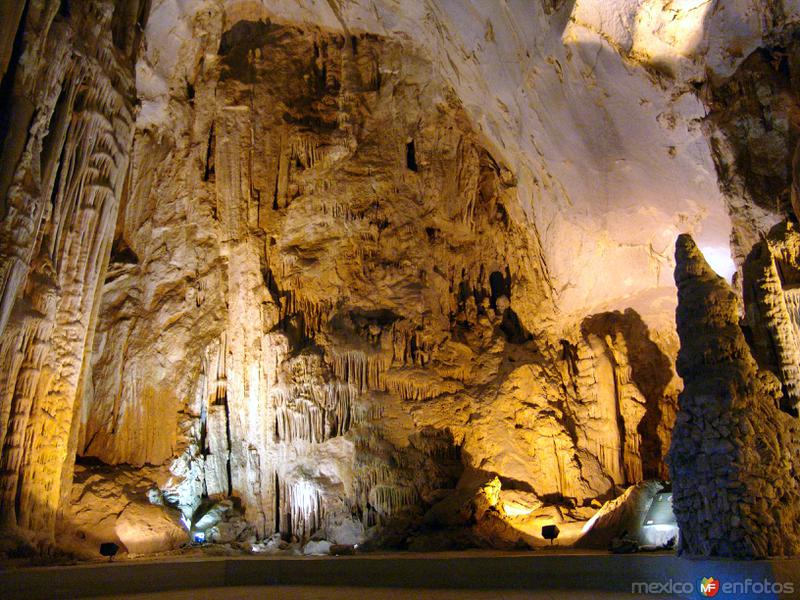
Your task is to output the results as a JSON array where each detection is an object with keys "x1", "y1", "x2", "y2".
[{"x1": 0, "y1": 0, "x2": 798, "y2": 559}]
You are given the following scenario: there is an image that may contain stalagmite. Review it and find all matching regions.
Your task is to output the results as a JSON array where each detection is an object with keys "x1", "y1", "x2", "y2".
[{"x1": 670, "y1": 234, "x2": 800, "y2": 557}]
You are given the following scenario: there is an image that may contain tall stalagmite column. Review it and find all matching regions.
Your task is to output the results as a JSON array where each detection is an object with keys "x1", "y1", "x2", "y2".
[{"x1": 669, "y1": 234, "x2": 800, "y2": 557}]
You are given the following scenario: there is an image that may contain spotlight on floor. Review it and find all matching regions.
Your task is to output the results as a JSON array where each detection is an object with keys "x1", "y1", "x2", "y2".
[
  {"x1": 541, "y1": 524, "x2": 560, "y2": 546},
  {"x1": 99, "y1": 542, "x2": 119, "y2": 561}
]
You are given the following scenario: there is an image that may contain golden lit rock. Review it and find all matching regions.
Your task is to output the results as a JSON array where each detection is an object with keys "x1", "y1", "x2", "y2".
[{"x1": 0, "y1": 0, "x2": 798, "y2": 562}]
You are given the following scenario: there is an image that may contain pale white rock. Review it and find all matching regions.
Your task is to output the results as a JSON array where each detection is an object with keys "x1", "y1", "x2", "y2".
[
  {"x1": 133, "y1": 0, "x2": 775, "y2": 321},
  {"x1": 303, "y1": 539, "x2": 332, "y2": 555}
]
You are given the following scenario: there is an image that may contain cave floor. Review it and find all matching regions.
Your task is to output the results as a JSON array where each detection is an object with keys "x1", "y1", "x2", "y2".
[
  {"x1": 92, "y1": 586, "x2": 673, "y2": 599},
  {"x1": 2, "y1": 550, "x2": 797, "y2": 600}
]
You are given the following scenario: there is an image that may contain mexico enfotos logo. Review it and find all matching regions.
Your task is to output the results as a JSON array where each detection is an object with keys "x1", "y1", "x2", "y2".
[{"x1": 631, "y1": 576, "x2": 794, "y2": 596}]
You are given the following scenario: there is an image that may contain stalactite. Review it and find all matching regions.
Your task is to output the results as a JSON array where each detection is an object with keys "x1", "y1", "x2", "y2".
[
  {"x1": 277, "y1": 290, "x2": 333, "y2": 340},
  {"x1": 623, "y1": 433, "x2": 642, "y2": 483},
  {"x1": 354, "y1": 43, "x2": 380, "y2": 91},
  {"x1": 0, "y1": 257, "x2": 58, "y2": 526},
  {"x1": 368, "y1": 484, "x2": 417, "y2": 517},
  {"x1": 353, "y1": 460, "x2": 398, "y2": 524},
  {"x1": 553, "y1": 436, "x2": 566, "y2": 498},
  {"x1": 457, "y1": 137, "x2": 480, "y2": 228},
  {"x1": 212, "y1": 333, "x2": 228, "y2": 405},
  {"x1": 273, "y1": 381, "x2": 360, "y2": 443},
  {"x1": 10, "y1": 9, "x2": 694, "y2": 554},
  {"x1": 276, "y1": 476, "x2": 324, "y2": 540},
  {"x1": 382, "y1": 372, "x2": 436, "y2": 402},
  {"x1": 571, "y1": 335, "x2": 627, "y2": 487},
  {"x1": 288, "y1": 133, "x2": 323, "y2": 170},
  {"x1": 275, "y1": 395, "x2": 323, "y2": 443},
  {"x1": 389, "y1": 324, "x2": 432, "y2": 367},
  {"x1": 199, "y1": 335, "x2": 231, "y2": 497},
  {"x1": 595, "y1": 440, "x2": 622, "y2": 485},
  {"x1": 329, "y1": 350, "x2": 387, "y2": 392},
  {"x1": 0, "y1": 50, "x2": 75, "y2": 341}
]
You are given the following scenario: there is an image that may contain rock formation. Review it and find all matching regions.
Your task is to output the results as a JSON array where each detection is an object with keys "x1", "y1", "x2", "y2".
[
  {"x1": 72, "y1": 16, "x2": 679, "y2": 550},
  {"x1": 670, "y1": 234, "x2": 800, "y2": 558},
  {"x1": 0, "y1": 0, "x2": 145, "y2": 541},
  {"x1": 0, "y1": 0, "x2": 798, "y2": 559},
  {"x1": 742, "y1": 220, "x2": 800, "y2": 414}
]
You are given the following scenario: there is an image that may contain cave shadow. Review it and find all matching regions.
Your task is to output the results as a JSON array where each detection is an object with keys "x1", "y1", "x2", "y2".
[
  {"x1": 0, "y1": 487, "x2": 130, "y2": 565},
  {"x1": 580, "y1": 308, "x2": 674, "y2": 481},
  {"x1": 360, "y1": 425, "x2": 466, "y2": 550},
  {"x1": 547, "y1": 0, "x2": 579, "y2": 38}
]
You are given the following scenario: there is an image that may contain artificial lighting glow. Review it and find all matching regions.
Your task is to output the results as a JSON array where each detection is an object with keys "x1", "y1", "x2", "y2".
[
  {"x1": 562, "y1": 0, "x2": 713, "y2": 66},
  {"x1": 633, "y1": 0, "x2": 713, "y2": 58},
  {"x1": 639, "y1": 523, "x2": 680, "y2": 547},
  {"x1": 296, "y1": 481, "x2": 317, "y2": 516},
  {"x1": 502, "y1": 502, "x2": 535, "y2": 517},
  {"x1": 581, "y1": 510, "x2": 601, "y2": 534},
  {"x1": 699, "y1": 245, "x2": 737, "y2": 281}
]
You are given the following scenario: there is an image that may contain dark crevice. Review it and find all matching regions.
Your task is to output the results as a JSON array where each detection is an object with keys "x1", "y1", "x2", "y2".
[
  {"x1": 203, "y1": 123, "x2": 215, "y2": 182},
  {"x1": 500, "y1": 308, "x2": 530, "y2": 344},
  {"x1": 489, "y1": 268, "x2": 511, "y2": 307},
  {"x1": 0, "y1": 0, "x2": 29, "y2": 157},
  {"x1": 109, "y1": 237, "x2": 139, "y2": 265},
  {"x1": 73, "y1": 455, "x2": 114, "y2": 467},
  {"x1": 199, "y1": 396, "x2": 208, "y2": 457},
  {"x1": 274, "y1": 471, "x2": 280, "y2": 533},
  {"x1": 45, "y1": 109, "x2": 72, "y2": 214},
  {"x1": 112, "y1": 0, "x2": 150, "y2": 57},
  {"x1": 406, "y1": 140, "x2": 417, "y2": 172},
  {"x1": 80, "y1": 428, "x2": 102, "y2": 457},
  {"x1": 271, "y1": 164, "x2": 280, "y2": 210},
  {"x1": 223, "y1": 396, "x2": 233, "y2": 497},
  {"x1": 561, "y1": 339, "x2": 579, "y2": 380},
  {"x1": 40, "y1": 84, "x2": 70, "y2": 178},
  {"x1": 261, "y1": 267, "x2": 282, "y2": 305}
]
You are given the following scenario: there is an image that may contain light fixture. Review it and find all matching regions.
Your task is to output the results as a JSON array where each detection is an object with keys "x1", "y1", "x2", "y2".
[
  {"x1": 100, "y1": 542, "x2": 120, "y2": 561},
  {"x1": 542, "y1": 524, "x2": 560, "y2": 545}
]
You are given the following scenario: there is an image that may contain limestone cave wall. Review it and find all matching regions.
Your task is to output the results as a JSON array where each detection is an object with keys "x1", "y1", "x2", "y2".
[
  {"x1": 1, "y1": 0, "x2": 799, "y2": 560},
  {"x1": 0, "y1": 2, "x2": 684, "y2": 554},
  {"x1": 72, "y1": 18, "x2": 677, "y2": 548}
]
